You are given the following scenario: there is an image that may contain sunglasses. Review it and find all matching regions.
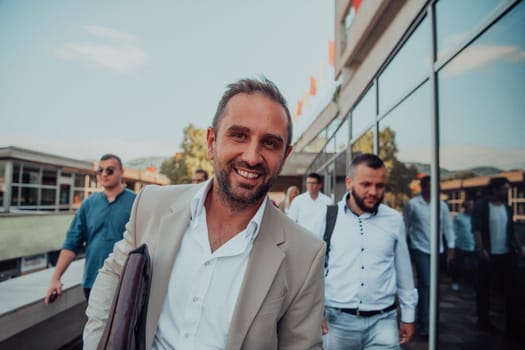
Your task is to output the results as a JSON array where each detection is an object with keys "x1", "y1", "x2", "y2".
[{"x1": 96, "y1": 167, "x2": 116, "y2": 176}]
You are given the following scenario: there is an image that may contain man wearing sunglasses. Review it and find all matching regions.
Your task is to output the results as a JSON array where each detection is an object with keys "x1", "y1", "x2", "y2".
[{"x1": 45, "y1": 154, "x2": 136, "y2": 304}]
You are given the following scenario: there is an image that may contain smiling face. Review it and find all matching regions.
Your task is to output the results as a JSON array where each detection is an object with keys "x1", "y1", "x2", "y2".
[{"x1": 207, "y1": 92, "x2": 292, "y2": 210}]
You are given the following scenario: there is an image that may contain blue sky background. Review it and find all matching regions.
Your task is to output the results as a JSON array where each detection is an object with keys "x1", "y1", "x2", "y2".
[{"x1": 0, "y1": 0, "x2": 334, "y2": 161}]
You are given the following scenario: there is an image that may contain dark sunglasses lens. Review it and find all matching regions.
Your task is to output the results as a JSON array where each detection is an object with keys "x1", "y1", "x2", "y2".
[{"x1": 97, "y1": 167, "x2": 115, "y2": 175}]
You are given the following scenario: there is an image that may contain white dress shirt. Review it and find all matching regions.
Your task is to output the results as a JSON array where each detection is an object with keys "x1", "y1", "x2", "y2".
[
  {"x1": 488, "y1": 202, "x2": 510, "y2": 254},
  {"x1": 153, "y1": 181, "x2": 266, "y2": 350},
  {"x1": 287, "y1": 191, "x2": 333, "y2": 237},
  {"x1": 403, "y1": 195, "x2": 455, "y2": 254},
  {"x1": 324, "y1": 196, "x2": 418, "y2": 323}
]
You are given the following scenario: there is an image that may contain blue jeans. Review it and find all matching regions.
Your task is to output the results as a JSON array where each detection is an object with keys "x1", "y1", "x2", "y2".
[
  {"x1": 323, "y1": 306, "x2": 399, "y2": 350},
  {"x1": 410, "y1": 249, "x2": 430, "y2": 335}
]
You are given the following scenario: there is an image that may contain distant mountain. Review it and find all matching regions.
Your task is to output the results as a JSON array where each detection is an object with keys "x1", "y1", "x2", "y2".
[
  {"x1": 125, "y1": 157, "x2": 168, "y2": 171},
  {"x1": 405, "y1": 162, "x2": 503, "y2": 179}
]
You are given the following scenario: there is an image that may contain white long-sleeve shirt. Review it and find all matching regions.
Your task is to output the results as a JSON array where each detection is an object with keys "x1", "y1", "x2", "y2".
[
  {"x1": 287, "y1": 191, "x2": 333, "y2": 236},
  {"x1": 323, "y1": 196, "x2": 418, "y2": 323},
  {"x1": 403, "y1": 195, "x2": 455, "y2": 254}
]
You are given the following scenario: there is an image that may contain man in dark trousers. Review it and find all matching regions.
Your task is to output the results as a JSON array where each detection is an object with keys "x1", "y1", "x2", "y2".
[{"x1": 472, "y1": 177, "x2": 523, "y2": 337}]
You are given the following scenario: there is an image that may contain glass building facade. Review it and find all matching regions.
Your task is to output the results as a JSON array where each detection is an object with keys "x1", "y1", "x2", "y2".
[{"x1": 292, "y1": 0, "x2": 524, "y2": 347}]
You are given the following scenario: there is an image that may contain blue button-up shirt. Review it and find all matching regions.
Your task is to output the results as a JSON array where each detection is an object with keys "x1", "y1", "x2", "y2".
[
  {"x1": 63, "y1": 188, "x2": 136, "y2": 288},
  {"x1": 323, "y1": 194, "x2": 418, "y2": 323},
  {"x1": 453, "y1": 212, "x2": 475, "y2": 251}
]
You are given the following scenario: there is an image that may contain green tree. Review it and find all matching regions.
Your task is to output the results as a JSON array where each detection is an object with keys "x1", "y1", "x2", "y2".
[{"x1": 160, "y1": 124, "x2": 213, "y2": 184}]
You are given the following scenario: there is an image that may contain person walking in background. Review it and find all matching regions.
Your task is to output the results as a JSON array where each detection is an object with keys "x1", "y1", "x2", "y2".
[
  {"x1": 83, "y1": 78, "x2": 326, "y2": 349},
  {"x1": 450, "y1": 199, "x2": 477, "y2": 292},
  {"x1": 288, "y1": 172, "x2": 333, "y2": 237},
  {"x1": 45, "y1": 154, "x2": 136, "y2": 303},
  {"x1": 279, "y1": 185, "x2": 299, "y2": 214},
  {"x1": 322, "y1": 153, "x2": 418, "y2": 349},
  {"x1": 191, "y1": 168, "x2": 209, "y2": 184},
  {"x1": 472, "y1": 177, "x2": 523, "y2": 337},
  {"x1": 403, "y1": 175, "x2": 455, "y2": 337}
]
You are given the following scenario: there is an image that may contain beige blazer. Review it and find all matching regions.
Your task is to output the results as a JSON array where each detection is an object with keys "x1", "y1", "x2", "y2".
[{"x1": 84, "y1": 184, "x2": 326, "y2": 350}]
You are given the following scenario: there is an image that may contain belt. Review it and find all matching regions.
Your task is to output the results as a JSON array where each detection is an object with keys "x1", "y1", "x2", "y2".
[{"x1": 339, "y1": 302, "x2": 397, "y2": 317}]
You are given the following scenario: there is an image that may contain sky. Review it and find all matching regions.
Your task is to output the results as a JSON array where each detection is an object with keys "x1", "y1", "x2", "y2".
[{"x1": 0, "y1": 0, "x2": 334, "y2": 162}]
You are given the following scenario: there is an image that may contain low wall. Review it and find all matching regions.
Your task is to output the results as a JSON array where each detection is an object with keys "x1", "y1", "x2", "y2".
[{"x1": 0, "y1": 260, "x2": 86, "y2": 349}]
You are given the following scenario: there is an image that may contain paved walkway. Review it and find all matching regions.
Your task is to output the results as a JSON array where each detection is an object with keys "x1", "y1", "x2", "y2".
[{"x1": 403, "y1": 274, "x2": 524, "y2": 350}]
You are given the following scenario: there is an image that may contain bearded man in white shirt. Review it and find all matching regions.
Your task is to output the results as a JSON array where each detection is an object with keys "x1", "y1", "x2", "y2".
[
  {"x1": 322, "y1": 153, "x2": 418, "y2": 350},
  {"x1": 83, "y1": 77, "x2": 326, "y2": 350}
]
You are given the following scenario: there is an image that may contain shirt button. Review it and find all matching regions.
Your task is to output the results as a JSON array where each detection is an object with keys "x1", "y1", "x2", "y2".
[
  {"x1": 361, "y1": 283, "x2": 364, "y2": 286},
  {"x1": 192, "y1": 297, "x2": 198, "y2": 302},
  {"x1": 361, "y1": 248, "x2": 364, "y2": 252},
  {"x1": 184, "y1": 333, "x2": 190, "y2": 338},
  {"x1": 361, "y1": 266, "x2": 364, "y2": 269},
  {"x1": 204, "y1": 261, "x2": 210, "y2": 266}
]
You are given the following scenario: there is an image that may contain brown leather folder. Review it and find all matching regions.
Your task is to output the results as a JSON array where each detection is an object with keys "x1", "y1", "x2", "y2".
[{"x1": 98, "y1": 244, "x2": 152, "y2": 350}]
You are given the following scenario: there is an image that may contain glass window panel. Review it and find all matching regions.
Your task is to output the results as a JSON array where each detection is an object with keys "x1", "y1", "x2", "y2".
[
  {"x1": 41, "y1": 188, "x2": 56, "y2": 205},
  {"x1": 11, "y1": 186, "x2": 19, "y2": 205},
  {"x1": 73, "y1": 190, "x2": 86, "y2": 208},
  {"x1": 334, "y1": 150, "x2": 348, "y2": 202},
  {"x1": 435, "y1": 0, "x2": 506, "y2": 61},
  {"x1": 22, "y1": 165, "x2": 40, "y2": 184},
  {"x1": 88, "y1": 175, "x2": 97, "y2": 188},
  {"x1": 439, "y1": 1, "x2": 525, "y2": 175},
  {"x1": 0, "y1": 161, "x2": 5, "y2": 183},
  {"x1": 352, "y1": 85, "x2": 376, "y2": 139},
  {"x1": 12, "y1": 162, "x2": 21, "y2": 183},
  {"x1": 379, "y1": 82, "x2": 431, "y2": 211},
  {"x1": 326, "y1": 118, "x2": 341, "y2": 155},
  {"x1": 42, "y1": 169, "x2": 57, "y2": 186},
  {"x1": 74, "y1": 173, "x2": 88, "y2": 188},
  {"x1": 439, "y1": 0, "x2": 525, "y2": 244},
  {"x1": 303, "y1": 131, "x2": 327, "y2": 153},
  {"x1": 351, "y1": 128, "x2": 374, "y2": 156},
  {"x1": 335, "y1": 118, "x2": 350, "y2": 153},
  {"x1": 378, "y1": 17, "x2": 431, "y2": 114},
  {"x1": 20, "y1": 187, "x2": 38, "y2": 206}
]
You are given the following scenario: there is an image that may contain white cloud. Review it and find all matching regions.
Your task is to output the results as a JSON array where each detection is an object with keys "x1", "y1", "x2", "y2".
[
  {"x1": 444, "y1": 44, "x2": 525, "y2": 77},
  {"x1": 53, "y1": 25, "x2": 150, "y2": 75}
]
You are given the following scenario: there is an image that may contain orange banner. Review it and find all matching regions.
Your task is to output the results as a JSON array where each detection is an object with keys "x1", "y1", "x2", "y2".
[{"x1": 329, "y1": 41, "x2": 335, "y2": 67}]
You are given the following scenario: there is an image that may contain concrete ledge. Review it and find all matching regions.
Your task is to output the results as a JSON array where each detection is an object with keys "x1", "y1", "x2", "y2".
[{"x1": 0, "y1": 259, "x2": 86, "y2": 347}]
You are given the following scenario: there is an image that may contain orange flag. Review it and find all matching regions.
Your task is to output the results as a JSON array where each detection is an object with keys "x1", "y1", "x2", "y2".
[
  {"x1": 296, "y1": 100, "x2": 303, "y2": 116},
  {"x1": 329, "y1": 41, "x2": 335, "y2": 67},
  {"x1": 354, "y1": 0, "x2": 362, "y2": 13},
  {"x1": 309, "y1": 76, "x2": 317, "y2": 96}
]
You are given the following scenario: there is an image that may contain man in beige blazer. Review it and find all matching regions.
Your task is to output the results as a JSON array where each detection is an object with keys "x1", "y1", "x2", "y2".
[{"x1": 83, "y1": 77, "x2": 326, "y2": 349}]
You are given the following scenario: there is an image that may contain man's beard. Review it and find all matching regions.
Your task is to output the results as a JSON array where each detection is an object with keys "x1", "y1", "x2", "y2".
[
  {"x1": 351, "y1": 187, "x2": 383, "y2": 214},
  {"x1": 216, "y1": 160, "x2": 276, "y2": 211}
]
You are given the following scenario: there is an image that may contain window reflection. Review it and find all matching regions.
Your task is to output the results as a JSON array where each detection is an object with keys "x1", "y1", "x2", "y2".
[
  {"x1": 435, "y1": 0, "x2": 506, "y2": 61},
  {"x1": 352, "y1": 85, "x2": 376, "y2": 138},
  {"x1": 439, "y1": 0, "x2": 525, "y2": 218},
  {"x1": 379, "y1": 82, "x2": 431, "y2": 211},
  {"x1": 378, "y1": 17, "x2": 431, "y2": 114},
  {"x1": 351, "y1": 127, "x2": 374, "y2": 156}
]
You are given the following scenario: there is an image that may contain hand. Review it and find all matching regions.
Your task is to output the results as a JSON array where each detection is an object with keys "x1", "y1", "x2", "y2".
[
  {"x1": 45, "y1": 280, "x2": 62, "y2": 304},
  {"x1": 322, "y1": 317, "x2": 329, "y2": 335},
  {"x1": 478, "y1": 249, "x2": 490, "y2": 262},
  {"x1": 399, "y1": 322, "x2": 414, "y2": 344}
]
